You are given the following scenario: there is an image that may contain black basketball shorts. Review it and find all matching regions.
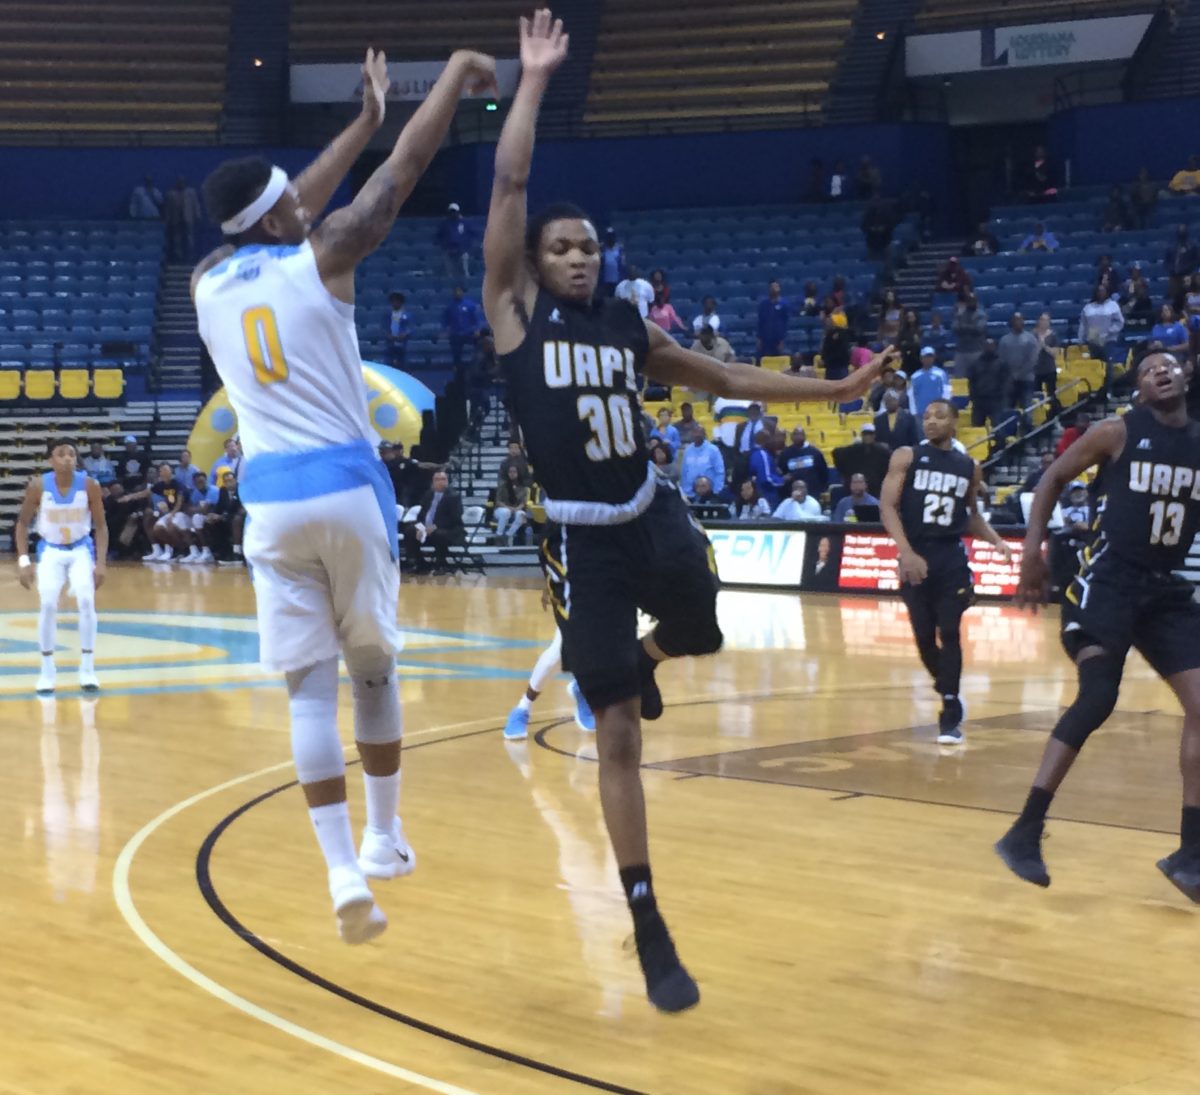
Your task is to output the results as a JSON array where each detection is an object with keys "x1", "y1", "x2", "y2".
[{"x1": 899, "y1": 538, "x2": 974, "y2": 627}]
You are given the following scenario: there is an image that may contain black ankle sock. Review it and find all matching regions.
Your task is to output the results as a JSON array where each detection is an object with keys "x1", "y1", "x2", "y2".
[
  {"x1": 619, "y1": 864, "x2": 655, "y2": 915},
  {"x1": 1182, "y1": 806, "x2": 1200, "y2": 849},
  {"x1": 1017, "y1": 786, "x2": 1054, "y2": 827}
]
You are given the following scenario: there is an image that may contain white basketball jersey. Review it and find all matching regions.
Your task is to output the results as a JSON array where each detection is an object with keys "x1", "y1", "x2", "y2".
[
  {"x1": 194, "y1": 241, "x2": 372, "y2": 460},
  {"x1": 37, "y1": 471, "x2": 92, "y2": 545}
]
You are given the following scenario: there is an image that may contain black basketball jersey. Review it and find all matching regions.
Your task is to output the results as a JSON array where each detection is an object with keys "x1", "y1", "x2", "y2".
[
  {"x1": 1089, "y1": 407, "x2": 1200, "y2": 572},
  {"x1": 900, "y1": 441, "x2": 976, "y2": 543},
  {"x1": 498, "y1": 289, "x2": 651, "y2": 516}
]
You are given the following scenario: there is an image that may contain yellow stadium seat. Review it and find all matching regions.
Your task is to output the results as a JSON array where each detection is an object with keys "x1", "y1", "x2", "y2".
[
  {"x1": 59, "y1": 369, "x2": 90, "y2": 401},
  {"x1": 24, "y1": 369, "x2": 55, "y2": 401},
  {"x1": 93, "y1": 369, "x2": 125, "y2": 401},
  {"x1": 761, "y1": 355, "x2": 790, "y2": 372},
  {"x1": 0, "y1": 371, "x2": 19, "y2": 401},
  {"x1": 950, "y1": 377, "x2": 969, "y2": 397}
]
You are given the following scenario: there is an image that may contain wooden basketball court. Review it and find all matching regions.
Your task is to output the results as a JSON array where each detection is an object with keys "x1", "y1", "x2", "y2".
[{"x1": 2, "y1": 565, "x2": 1198, "y2": 1094}]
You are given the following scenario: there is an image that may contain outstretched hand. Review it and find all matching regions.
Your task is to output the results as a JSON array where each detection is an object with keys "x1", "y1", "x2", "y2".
[
  {"x1": 520, "y1": 8, "x2": 569, "y2": 78},
  {"x1": 450, "y1": 50, "x2": 499, "y2": 98},
  {"x1": 840, "y1": 346, "x2": 898, "y2": 400},
  {"x1": 360, "y1": 48, "x2": 390, "y2": 127}
]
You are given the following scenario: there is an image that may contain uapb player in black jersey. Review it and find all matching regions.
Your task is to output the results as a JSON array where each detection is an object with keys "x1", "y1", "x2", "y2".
[
  {"x1": 482, "y1": 9, "x2": 894, "y2": 1013},
  {"x1": 996, "y1": 354, "x2": 1200, "y2": 899},
  {"x1": 880, "y1": 400, "x2": 1012, "y2": 744}
]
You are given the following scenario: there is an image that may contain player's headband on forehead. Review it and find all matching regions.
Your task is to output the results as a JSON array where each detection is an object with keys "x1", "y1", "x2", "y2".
[{"x1": 221, "y1": 166, "x2": 289, "y2": 235}]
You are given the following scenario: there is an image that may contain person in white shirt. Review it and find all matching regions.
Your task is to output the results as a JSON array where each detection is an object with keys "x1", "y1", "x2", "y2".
[
  {"x1": 1078, "y1": 286, "x2": 1125, "y2": 356},
  {"x1": 729, "y1": 478, "x2": 771, "y2": 520},
  {"x1": 614, "y1": 264, "x2": 655, "y2": 318},
  {"x1": 773, "y1": 479, "x2": 825, "y2": 521},
  {"x1": 691, "y1": 295, "x2": 722, "y2": 335}
]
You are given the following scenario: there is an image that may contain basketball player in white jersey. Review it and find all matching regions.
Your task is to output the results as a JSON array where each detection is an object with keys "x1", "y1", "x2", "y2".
[
  {"x1": 14, "y1": 439, "x2": 107, "y2": 694},
  {"x1": 191, "y1": 48, "x2": 497, "y2": 944}
]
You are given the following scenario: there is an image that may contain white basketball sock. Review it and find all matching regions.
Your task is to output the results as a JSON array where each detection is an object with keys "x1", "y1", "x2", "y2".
[
  {"x1": 517, "y1": 693, "x2": 534, "y2": 712},
  {"x1": 528, "y1": 630, "x2": 563, "y2": 694},
  {"x1": 308, "y1": 801, "x2": 359, "y2": 872},
  {"x1": 362, "y1": 771, "x2": 401, "y2": 836}
]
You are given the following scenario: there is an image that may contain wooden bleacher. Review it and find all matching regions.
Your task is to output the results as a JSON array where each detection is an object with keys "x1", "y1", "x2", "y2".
[
  {"x1": 915, "y1": 0, "x2": 1159, "y2": 31},
  {"x1": 0, "y1": 0, "x2": 229, "y2": 142},
  {"x1": 584, "y1": 0, "x2": 854, "y2": 132}
]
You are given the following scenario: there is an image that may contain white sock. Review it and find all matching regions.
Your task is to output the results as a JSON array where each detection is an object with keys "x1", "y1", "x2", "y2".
[
  {"x1": 362, "y1": 771, "x2": 401, "y2": 835},
  {"x1": 80, "y1": 651, "x2": 95, "y2": 675},
  {"x1": 38, "y1": 600, "x2": 57, "y2": 655},
  {"x1": 517, "y1": 694, "x2": 533, "y2": 713},
  {"x1": 308, "y1": 801, "x2": 359, "y2": 871},
  {"x1": 40, "y1": 653, "x2": 55, "y2": 675}
]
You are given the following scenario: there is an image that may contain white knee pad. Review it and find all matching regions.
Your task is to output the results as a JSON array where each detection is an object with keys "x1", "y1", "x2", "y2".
[
  {"x1": 286, "y1": 656, "x2": 345, "y2": 785},
  {"x1": 345, "y1": 647, "x2": 402, "y2": 746}
]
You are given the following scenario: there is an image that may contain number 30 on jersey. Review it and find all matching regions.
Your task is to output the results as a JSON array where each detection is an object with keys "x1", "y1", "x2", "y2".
[
  {"x1": 578, "y1": 394, "x2": 636, "y2": 461},
  {"x1": 241, "y1": 305, "x2": 289, "y2": 386}
]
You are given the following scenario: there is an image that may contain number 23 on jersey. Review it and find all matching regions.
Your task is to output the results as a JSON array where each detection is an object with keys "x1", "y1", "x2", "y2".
[{"x1": 241, "y1": 305, "x2": 289, "y2": 386}]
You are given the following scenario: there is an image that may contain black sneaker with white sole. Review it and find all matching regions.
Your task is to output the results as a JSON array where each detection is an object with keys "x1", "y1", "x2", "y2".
[
  {"x1": 936, "y1": 696, "x2": 965, "y2": 745},
  {"x1": 1157, "y1": 846, "x2": 1200, "y2": 903}
]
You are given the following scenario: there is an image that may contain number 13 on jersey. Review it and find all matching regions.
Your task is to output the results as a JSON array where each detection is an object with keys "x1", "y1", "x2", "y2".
[{"x1": 241, "y1": 305, "x2": 289, "y2": 386}]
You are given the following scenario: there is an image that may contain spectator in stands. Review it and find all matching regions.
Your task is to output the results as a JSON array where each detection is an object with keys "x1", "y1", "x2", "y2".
[
  {"x1": 1125, "y1": 262, "x2": 1149, "y2": 302},
  {"x1": 832, "y1": 472, "x2": 880, "y2": 522},
  {"x1": 436, "y1": 203, "x2": 476, "y2": 279},
  {"x1": 403, "y1": 469, "x2": 465, "y2": 573},
  {"x1": 1019, "y1": 223, "x2": 1060, "y2": 252},
  {"x1": 967, "y1": 339, "x2": 1011, "y2": 429},
  {"x1": 1186, "y1": 273, "x2": 1200, "y2": 343},
  {"x1": 1167, "y1": 226, "x2": 1200, "y2": 303},
  {"x1": 1056, "y1": 411, "x2": 1090, "y2": 456},
  {"x1": 850, "y1": 334, "x2": 874, "y2": 375},
  {"x1": 691, "y1": 324, "x2": 735, "y2": 365},
  {"x1": 953, "y1": 293, "x2": 988, "y2": 376},
  {"x1": 440, "y1": 286, "x2": 484, "y2": 368},
  {"x1": 896, "y1": 310, "x2": 923, "y2": 376},
  {"x1": 650, "y1": 443, "x2": 679, "y2": 486},
  {"x1": 935, "y1": 257, "x2": 971, "y2": 297},
  {"x1": 829, "y1": 160, "x2": 848, "y2": 201},
  {"x1": 877, "y1": 289, "x2": 903, "y2": 345},
  {"x1": 1131, "y1": 166, "x2": 1158, "y2": 229},
  {"x1": 82, "y1": 441, "x2": 115, "y2": 486},
  {"x1": 648, "y1": 288, "x2": 685, "y2": 334},
  {"x1": 676, "y1": 403, "x2": 701, "y2": 445},
  {"x1": 181, "y1": 470, "x2": 219, "y2": 564},
  {"x1": 1033, "y1": 313, "x2": 1060, "y2": 405},
  {"x1": 733, "y1": 404, "x2": 771, "y2": 461},
  {"x1": 128, "y1": 175, "x2": 162, "y2": 220},
  {"x1": 757, "y1": 280, "x2": 791, "y2": 361},
  {"x1": 730, "y1": 479, "x2": 770, "y2": 521},
  {"x1": 692, "y1": 296, "x2": 722, "y2": 334},
  {"x1": 868, "y1": 364, "x2": 897, "y2": 412},
  {"x1": 924, "y1": 310, "x2": 950, "y2": 366},
  {"x1": 1023, "y1": 144, "x2": 1058, "y2": 202},
  {"x1": 1095, "y1": 254, "x2": 1122, "y2": 300},
  {"x1": 874, "y1": 388, "x2": 919, "y2": 451},
  {"x1": 499, "y1": 438, "x2": 530, "y2": 486},
  {"x1": 209, "y1": 436, "x2": 243, "y2": 484},
  {"x1": 103, "y1": 480, "x2": 150, "y2": 560},
  {"x1": 650, "y1": 407, "x2": 681, "y2": 457},
  {"x1": 778, "y1": 426, "x2": 829, "y2": 497},
  {"x1": 493, "y1": 465, "x2": 530, "y2": 544},
  {"x1": 1124, "y1": 280, "x2": 1156, "y2": 333},
  {"x1": 747, "y1": 429, "x2": 785, "y2": 508},
  {"x1": 774, "y1": 480, "x2": 824, "y2": 522},
  {"x1": 600, "y1": 228, "x2": 625, "y2": 296},
  {"x1": 856, "y1": 156, "x2": 882, "y2": 200},
  {"x1": 998, "y1": 312, "x2": 1040, "y2": 409},
  {"x1": 1078, "y1": 285, "x2": 1125, "y2": 358},
  {"x1": 1151, "y1": 304, "x2": 1191, "y2": 355},
  {"x1": 142, "y1": 462, "x2": 186, "y2": 562},
  {"x1": 801, "y1": 281, "x2": 821, "y2": 317},
  {"x1": 690, "y1": 476, "x2": 726, "y2": 510},
  {"x1": 820, "y1": 310, "x2": 852, "y2": 380},
  {"x1": 861, "y1": 197, "x2": 900, "y2": 269},
  {"x1": 209, "y1": 469, "x2": 244, "y2": 563},
  {"x1": 1021, "y1": 451, "x2": 1055, "y2": 493},
  {"x1": 681, "y1": 426, "x2": 725, "y2": 501},
  {"x1": 964, "y1": 222, "x2": 1000, "y2": 257},
  {"x1": 1102, "y1": 186, "x2": 1131, "y2": 233},
  {"x1": 385, "y1": 292, "x2": 411, "y2": 367},
  {"x1": 649, "y1": 268, "x2": 671, "y2": 303},
  {"x1": 912, "y1": 347, "x2": 952, "y2": 421},
  {"x1": 615, "y1": 265, "x2": 654, "y2": 318},
  {"x1": 174, "y1": 448, "x2": 201, "y2": 492},
  {"x1": 833, "y1": 426, "x2": 890, "y2": 498},
  {"x1": 116, "y1": 434, "x2": 149, "y2": 491},
  {"x1": 163, "y1": 177, "x2": 201, "y2": 261},
  {"x1": 831, "y1": 275, "x2": 852, "y2": 313},
  {"x1": 1168, "y1": 154, "x2": 1200, "y2": 196},
  {"x1": 892, "y1": 370, "x2": 917, "y2": 415}
]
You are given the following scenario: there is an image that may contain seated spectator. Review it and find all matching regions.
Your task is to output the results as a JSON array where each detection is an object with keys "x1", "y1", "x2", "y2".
[
  {"x1": 821, "y1": 310, "x2": 852, "y2": 380},
  {"x1": 650, "y1": 443, "x2": 680, "y2": 486},
  {"x1": 1166, "y1": 226, "x2": 1200, "y2": 302},
  {"x1": 116, "y1": 434, "x2": 150, "y2": 491},
  {"x1": 773, "y1": 480, "x2": 824, "y2": 521},
  {"x1": 82, "y1": 441, "x2": 115, "y2": 486},
  {"x1": 998, "y1": 312, "x2": 1040, "y2": 409},
  {"x1": 1123, "y1": 281, "x2": 1156, "y2": 332},
  {"x1": 1021, "y1": 451, "x2": 1055, "y2": 493},
  {"x1": 1168, "y1": 154, "x2": 1200, "y2": 196},
  {"x1": 967, "y1": 339, "x2": 1011, "y2": 429},
  {"x1": 1024, "y1": 144, "x2": 1058, "y2": 202},
  {"x1": 832, "y1": 472, "x2": 880, "y2": 522},
  {"x1": 691, "y1": 295, "x2": 722, "y2": 334},
  {"x1": 209, "y1": 436, "x2": 244, "y2": 484},
  {"x1": 833, "y1": 426, "x2": 890, "y2": 498},
  {"x1": 649, "y1": 288, "x2": 685, "y2": 334},
  {"x1": 689, "y1": 475, "x2": 728, "y2": 512},
  {"x1": 1102, "y1": 185, "x2": 1131, "y2": 232},
  {"x1": 1019, "y1": 223, "x2": 1060, "y2": 252},
  {"x1": 1056, "y1": 411, "x2": 1090, "y2": 456},
  {"x1": 896, "y1": 310, "x2": 923, "y2": 376},
  {"x1": 402, "y1": 469, "x2": 465, "y2": 573},
  {"x1": 128, "y1": 175, "x2": 162, "y2": 220},
  {"x1": 1125, "y1": 262, "x2": 1149, "y2": 302},
  {"x1": 963, "y1": 222, "x2": 1000, "y2": 257},
  {"x1": 850, "y1": 336, "x2": 873, "y2": 375},
  {"x1": 868, "y1": 365, "x2": 896, "y2": 412},
  {"x1": 1130, "y1": 166, "x2": 1158, "y2": 229},
  {"x1": 691, "y1": 324, "x2": 736, "y2": 365},
  {"x1": 649, "y1": 268, "x2": 671, "y2": 303},
  {"x1": 874, "y1": 389, "x2": 919, "y2": 450},
  {"x1": 1186, "y1": 274, "x2": 1200, "y2": 355},
  {"x1": 935, "y1": 256, "x2": 972, "y2": 297},
  {"x1": 953, "y1": 293, "x2": 988, "y2": 377},
  {"x1": 441, "y1": 286, "x2": 484, "y2": 368},
  {"x1": 801, "y1": 281, "x2": 821, "y2": 317},
  {"x1": 600, "y1": 228, "x2": 625, "y2": 296},
  {"x1": 103, "y1": 480, "x2": 151, "y2": 559},
  {"x1": 650, "y1": 407, "x2": 681, "y2": 457},
  {"x1": 877, "y1": 289, "x2": 903, "y2": 345},
  {"x1": 911, "y1": 347, "x2": 952, "y2": 420},
  {"x1": 385, "y1": 291, "x2": 411, "y2": 367},
  {"x1": 142, "y1": 462, "x2": 187, "y2": 562},
  {"x1": 676, "y1": 403, "x2": 702, "y2": 445},
  {"x1": 778, "y1": 425, "x2": 830, "y2": 496},
  {"x1": 729, "y1": 479, "x2": 771, "y2": 521},
  {"x1": 499, "y1": 438, "x2": 531, "y2": 486},
  {"x1": 174, "y1": 448, "x2": 201, "y2": 492},
  {"x1": 1095, "y1": 254, "x2": 1122, "y2": 300},
  {"x1": 181, "y1": 470, "x2": 220, "y2": 564},
  {"x1": 681, "y1": 426, "x2": 726, "y2": 500},
  {"x1": 757, "y1": 280, "x2": 791, "y2": 359},
  {"x1": 493, "y1": 465, "x2": 530, "y2": 544},
  {"x1": 1150, "y1": 304, "x2": 1190, "y2": 355},
  {"x1": 829, "y1": 160, "x2": 848, "y2": 201},
  {"x1": 748, "y1": 429, "x2": 785, "y2": 508},
  {"x1": 615, "y1": 265, "x2": 654, "y2": 318},
  {"x1": 924, "y1": 311, "x2": 950, "y2": 366},
  {"x1": 892, "y1": 370, "x2": 917, "y2": 416},
  {"x1": 1078, "y1": 286, "x2": 1125, "y2": 358},
  {"x1": 436, "y1": 202, "x2": 476, "y2": 278},
  {"x1": 1033, "y1": 312, "x2": 1060, "y2": 404},
  {"x1": 213, "y1": 469, "x2": 245, "y2": 563}
]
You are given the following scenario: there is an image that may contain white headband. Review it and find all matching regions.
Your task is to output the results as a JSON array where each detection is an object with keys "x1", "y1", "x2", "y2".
[{"x1": 221, "y1": 166, "x2": 289, "y2": 235}]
